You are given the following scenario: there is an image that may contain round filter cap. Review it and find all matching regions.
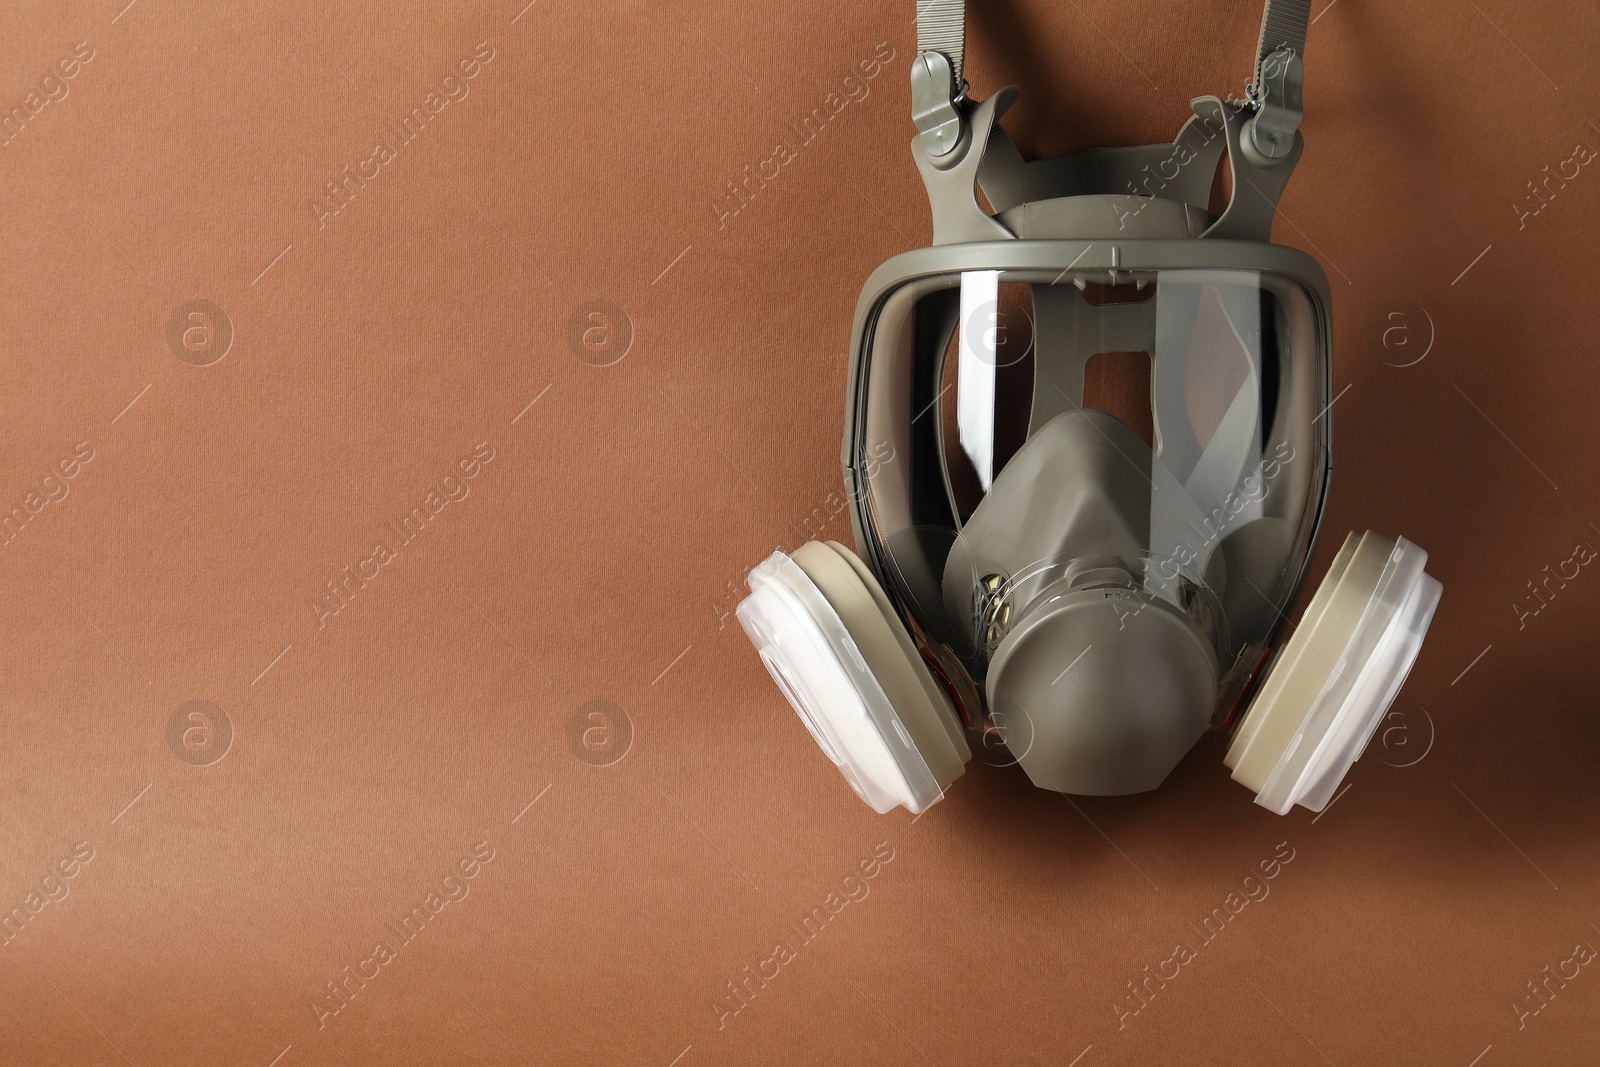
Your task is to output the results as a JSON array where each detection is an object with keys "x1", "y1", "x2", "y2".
[
  {"x1": 1228, "y1": 531, "x2": 1443, "y2": 815},
  {"x1": 737, "y1": 549, "x2": 963, "y2": 814}
]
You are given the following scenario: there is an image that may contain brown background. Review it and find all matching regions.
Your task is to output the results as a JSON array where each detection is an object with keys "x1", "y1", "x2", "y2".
[{"x1": 3, "y1": 1, "x2": 1599, "y2": 1064}]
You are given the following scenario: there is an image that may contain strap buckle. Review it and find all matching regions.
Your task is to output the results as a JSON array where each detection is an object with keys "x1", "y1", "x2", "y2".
[
  {"x1": 1245, "y1": 45, "x2": 1304, "y2": 163},
  {"x1": 911, "y1": 50, "x2": 964, "y2": 158},
  {"x1": 1245, "y1": 0, "x2": 1311, "y2": 163}
]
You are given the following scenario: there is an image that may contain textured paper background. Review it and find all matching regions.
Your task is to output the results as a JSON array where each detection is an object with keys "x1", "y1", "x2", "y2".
[{"x1": 3, "y1": 1, "x2": 1599, "y2": 1064}]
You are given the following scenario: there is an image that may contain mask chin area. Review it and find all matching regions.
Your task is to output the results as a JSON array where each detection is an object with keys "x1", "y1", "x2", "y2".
[{"x1": 988, "y1": 586, "x2": 1218, "y2": 795}]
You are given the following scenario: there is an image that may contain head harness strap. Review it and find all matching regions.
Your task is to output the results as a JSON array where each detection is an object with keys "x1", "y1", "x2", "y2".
[{"x1": 912, "y1": 0, "x2": 1314, "y2": 159}]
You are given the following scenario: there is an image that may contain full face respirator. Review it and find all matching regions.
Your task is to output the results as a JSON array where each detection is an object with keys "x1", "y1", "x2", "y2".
[{"x1": 738, "y1": 0, "x2": 1443, "y2": 816}]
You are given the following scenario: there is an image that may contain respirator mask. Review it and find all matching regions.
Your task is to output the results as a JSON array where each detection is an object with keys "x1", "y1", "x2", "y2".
[{"x1": 738, "y1": 0, "x2": 1443, "y2": 816}]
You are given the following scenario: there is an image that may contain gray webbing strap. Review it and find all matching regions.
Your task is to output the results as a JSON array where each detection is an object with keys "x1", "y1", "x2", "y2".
[
  {"x1": 1253, "y1": 0, "x2": 1312, "y2": 94},
  {"x1": 916, "y1": 0, "x2": 965, "y2": 93},
  {"x1": 914, "y1": 0, "x2": 1312, "y2": 103}
]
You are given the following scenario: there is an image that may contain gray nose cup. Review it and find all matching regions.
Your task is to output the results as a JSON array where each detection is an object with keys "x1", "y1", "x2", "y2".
[{"x1": 944, "y1": 409, "x2": 1221, "y2": 795}]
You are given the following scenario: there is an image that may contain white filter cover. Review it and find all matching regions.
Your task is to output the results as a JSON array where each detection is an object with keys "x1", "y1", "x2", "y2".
[
  {"x1": 1254, "y1": 536, "x2": 1442, "y2": 814},
  {"x1": 736, "y1": 552, "x2": 942, "y2": 814}
]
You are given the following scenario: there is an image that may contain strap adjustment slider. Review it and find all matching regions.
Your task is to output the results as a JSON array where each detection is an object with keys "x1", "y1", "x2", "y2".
[
  {"x1": 1244, "y1": 46, "x2": 1303, "y2": 163},
  {"x1": 911, "y1": 50, "x2": 964, "y2": 158}
]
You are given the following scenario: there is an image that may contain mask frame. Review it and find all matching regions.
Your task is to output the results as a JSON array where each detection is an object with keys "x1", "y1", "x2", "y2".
[{"x1": 841, "y1": 241, "x2": 1335, "y2": 737}]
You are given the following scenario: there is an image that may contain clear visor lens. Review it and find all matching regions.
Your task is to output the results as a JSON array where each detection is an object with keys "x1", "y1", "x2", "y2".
[{"x1": 854, "y1": 267, "x2": 1327, "y2": 709}]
